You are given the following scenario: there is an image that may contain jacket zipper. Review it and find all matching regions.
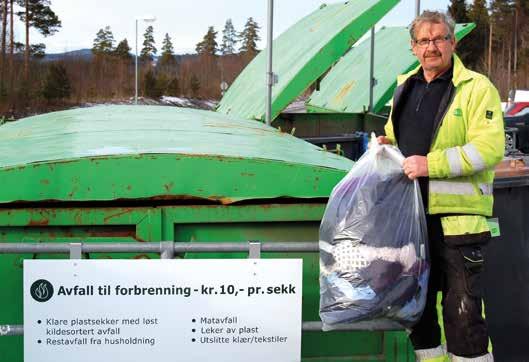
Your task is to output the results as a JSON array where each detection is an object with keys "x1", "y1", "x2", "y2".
[{"x1": 429, "y1": 83, "x2": 456, "y2": 151}]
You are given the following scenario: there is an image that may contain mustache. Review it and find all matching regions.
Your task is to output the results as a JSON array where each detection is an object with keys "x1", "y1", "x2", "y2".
[{"x1": 424, "y1": 51, "x2": 441, "y2": 57}]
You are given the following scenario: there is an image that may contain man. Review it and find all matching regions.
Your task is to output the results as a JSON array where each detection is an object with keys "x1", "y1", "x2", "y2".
[{"x1": 377, "y1": 11, "x2": 504, "y2": 362}]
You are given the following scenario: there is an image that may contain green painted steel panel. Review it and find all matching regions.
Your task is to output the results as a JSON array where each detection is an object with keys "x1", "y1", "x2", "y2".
[
  {"x1": 216, "y1": 0, "x2": 399, "y2": 122},
  {"x1": 0, "y1": 204, "x2": 413, "y2": 361},
  {"x1": 0, "y1": 105, "x2": 352, "y2": 204},
  {"x1": 306, "y1": 23, "x2": 476, "y2": 113}
]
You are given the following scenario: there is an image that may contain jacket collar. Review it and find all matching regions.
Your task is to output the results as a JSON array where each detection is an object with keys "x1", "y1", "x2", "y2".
[{"x1": 397, "y1": 54, "x2": 473, "y2": 87}]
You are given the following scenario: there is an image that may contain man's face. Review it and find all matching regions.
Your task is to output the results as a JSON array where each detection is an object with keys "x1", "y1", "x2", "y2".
[{"x1": 411, "y1": 22, "x2": 455, "y2": 73}]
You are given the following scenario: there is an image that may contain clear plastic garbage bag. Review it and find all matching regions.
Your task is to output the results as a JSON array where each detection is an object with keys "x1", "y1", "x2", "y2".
[{"x1": 319, "y1": 135, "x2": 429, "y2": 330}]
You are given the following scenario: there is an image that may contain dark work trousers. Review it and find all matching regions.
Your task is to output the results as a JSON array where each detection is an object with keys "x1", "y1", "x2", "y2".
[{"x1": 410, "y1": 215, "x2": 490, "y2": 358}]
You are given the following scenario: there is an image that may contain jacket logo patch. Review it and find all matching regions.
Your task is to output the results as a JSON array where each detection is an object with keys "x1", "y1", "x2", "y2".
[
  {"x1": 453, "y1": 108, "x2": 463, "y2": 117},
  {"x1": 486, "y1": 110, "x2": 493, "y2": 119}
]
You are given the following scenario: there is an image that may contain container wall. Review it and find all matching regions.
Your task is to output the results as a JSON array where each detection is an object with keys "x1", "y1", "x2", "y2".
[
  {"x1": 0, "y1": 203, "x2": 413, "y2": 362},
  {"x1": 484, "y1": 183, "x2": 529, "y2": 361}
]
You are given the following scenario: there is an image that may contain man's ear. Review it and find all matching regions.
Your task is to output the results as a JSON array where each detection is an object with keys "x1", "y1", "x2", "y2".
[{"x1": 410, "y1": 40, "x2": 416, "y2": 56}]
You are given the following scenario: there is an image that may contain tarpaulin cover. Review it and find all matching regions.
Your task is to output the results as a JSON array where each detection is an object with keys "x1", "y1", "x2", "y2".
[{"x1": 319, "y1": 137, "x2": 429, "y2": 329}]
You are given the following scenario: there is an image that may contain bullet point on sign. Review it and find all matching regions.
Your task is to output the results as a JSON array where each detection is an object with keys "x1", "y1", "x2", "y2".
[
  {"x1": 37, "y1": 320, "x2": 41, "y2": 324},
  {"x1": 37, "y1": 340, "x2": 41, "y2": 344},
  {"x1": 192, "y1": 338, "x2": 196, "y2": 342},
  {"x1": 192, "y1": 329, "x2": 196, "y2": 332},
  {"x1": 192, "y1": 319, "x2": 196, "y2": 322}
]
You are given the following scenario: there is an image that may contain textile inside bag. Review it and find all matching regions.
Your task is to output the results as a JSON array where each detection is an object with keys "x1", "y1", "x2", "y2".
[{"x1": 319, "y1": 135, "x2": 429, "y2": 330}]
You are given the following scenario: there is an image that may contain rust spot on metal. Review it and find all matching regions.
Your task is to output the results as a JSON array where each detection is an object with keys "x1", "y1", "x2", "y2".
[
  {"x1": 333, "y1": 81, "x2": 356, "y2": 104},
  {"x1": 133, "y1": 254, "x2": 151, "y2": 259},
  {"x1": 218, "y1": 197, "x2": 235, "y2": 205},
  {"x1": 40, "y1": 179, "x2": 50, "y2": 185},
  {"x1": 74, "y1": 212, "x2": 82, "y2": 224},
  {"x1": 103, "y1": 208, "x2": 134, "y2": 222},
  {"x1": 126, "y1": 185, "x2": 132, "y2": 191},
  {"x1": 241, "y1": 172, "x2": 255, "y2": 177},
  {"x1": 27, "y1": 219, "x2": 49, "y2": 226},
  {"x1": 87, "y1": 230, "x2": 136, "y2": 238}
]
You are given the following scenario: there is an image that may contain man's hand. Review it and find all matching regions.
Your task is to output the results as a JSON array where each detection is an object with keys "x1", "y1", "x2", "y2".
[
  {"x1": 376, "y1": 136, "x2": 392, "y2": 145},
  {"x1": 403, "y1": 156, "x2": 429, "y2": 180}
]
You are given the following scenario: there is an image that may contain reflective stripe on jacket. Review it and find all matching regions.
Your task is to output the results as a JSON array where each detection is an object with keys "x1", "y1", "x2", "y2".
[{"x1": 384, "y1": 55, "x2": 505, "y2": 235}]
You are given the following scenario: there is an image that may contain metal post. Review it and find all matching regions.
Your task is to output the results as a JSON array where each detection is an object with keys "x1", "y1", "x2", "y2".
[
  {"x1": 69, "y1": 243, "x2": 82, "y2": 260},
  {"x1": 248, "y1": 241, "x2": 262, "y2": 259},
  {"x1": 160, "y1": 241, "x2": 175, "y2": 259},
  {"x1": 135, "y1": 19, "x2": 138, "y2": 105},
  {"x1": 415, "y1": 0, "x2": 420, "y2": 17},
  {"x1": 368, "y1": 27, "x2": 375, "y2": 113},
  {"x1": 265, "y1": 0, "x2": 274, "y2": 126}
]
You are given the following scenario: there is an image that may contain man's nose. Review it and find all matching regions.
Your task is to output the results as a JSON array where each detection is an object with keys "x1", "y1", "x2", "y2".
[{"x1": 426, "y1": 40, "x2": 437, "y2": 50}]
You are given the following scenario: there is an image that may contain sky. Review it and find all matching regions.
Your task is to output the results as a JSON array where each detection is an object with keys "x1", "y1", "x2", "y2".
[{"x1": 21, "y1": 0, "x2": 450, "y2": 54}]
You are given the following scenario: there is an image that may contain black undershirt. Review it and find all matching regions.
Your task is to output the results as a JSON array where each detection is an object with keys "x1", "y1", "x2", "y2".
[{"x1": 396, "y1": 65, "x2": 453, "y2": 210}]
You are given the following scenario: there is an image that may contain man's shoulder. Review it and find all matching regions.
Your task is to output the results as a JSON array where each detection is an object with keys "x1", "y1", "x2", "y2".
[{"x1": 460, "y1": 67, "x2": 496, "y2": 90}]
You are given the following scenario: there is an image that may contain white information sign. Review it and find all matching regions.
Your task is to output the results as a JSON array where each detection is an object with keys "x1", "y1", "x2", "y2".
[{"x1": 24, "y1": 259, "x2": 302, "y2": 362}]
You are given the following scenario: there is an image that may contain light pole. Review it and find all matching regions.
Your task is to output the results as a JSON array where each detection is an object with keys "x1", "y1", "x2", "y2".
[
  {"x1": 265, "y1": 0, "x2": 275, "y2": 126},
  {"x1": 135, "y1": 16, "x2": 156, "y2": 105}
]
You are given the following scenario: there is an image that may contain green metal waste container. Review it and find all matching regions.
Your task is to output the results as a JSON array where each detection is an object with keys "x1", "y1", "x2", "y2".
[{"x1": 0, "y1": 105, "x2": 414, "y2": 361}]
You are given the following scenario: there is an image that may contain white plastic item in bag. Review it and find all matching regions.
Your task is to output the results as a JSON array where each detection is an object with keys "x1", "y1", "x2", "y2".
[{"x1": 319, "y1": 134, "x2": 429, "y2": 330}]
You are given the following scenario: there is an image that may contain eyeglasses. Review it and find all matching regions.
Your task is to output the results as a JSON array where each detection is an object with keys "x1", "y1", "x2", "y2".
[{"x1": 414, "y1": 34, "x2": 451, "y2": 48}]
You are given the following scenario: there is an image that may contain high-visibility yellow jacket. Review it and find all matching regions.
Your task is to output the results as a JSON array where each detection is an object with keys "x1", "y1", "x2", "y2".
[{"x1": 384, "y1": 54, "x2": 505, "y2": 236}]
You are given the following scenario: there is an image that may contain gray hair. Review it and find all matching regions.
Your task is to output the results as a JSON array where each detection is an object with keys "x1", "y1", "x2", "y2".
[{"x1": 409, "y1": 11, "x2": 455, "y2": 41}]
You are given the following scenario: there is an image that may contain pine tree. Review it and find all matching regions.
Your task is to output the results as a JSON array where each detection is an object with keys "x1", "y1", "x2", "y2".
[
  {"x1": 1, "y1": 0, "x2": 8, "y2": 90},
  {"x1": 30, "y1": 42, "x2": 45, "y2": 58},
  {"x1": 190, "y1": 74, "x2": 200, "y2": 97},
  {"x1": 514, "y1": 0, "x2": 529, "y2": 88},
  {"x1": 220, "y1": 19, "x2": 237, "y2": 55},
  {"x1": 144, "y1": 69, "x2": 157, "y2": 97},
  {"x1": 92, "y1": 26, "x2": 115, "y2": 55},
  {"x1": 196, "y1": 26, "x2": 218, "y2": 56},
  {"x1": 457, "y1": 0, "x2": 490, "y2": 70},
  {"x1": 160, "y1": 33, "x2": 176, "y2": 67},
  {"x1": 155, "y1": 72, "x2": 168, "y2": 97},
  {"x1": 448, "y1": 0, "x2": 469, "y2": 22},
  {"x1": 114, "y1": 38, "x2": 131, "y2": 60},
  {"x1": 239, "y1": 17, "x2": 260, "y2": 57},
  {"x1": 140, "y1": 25, "x2": 157, "y2": 61},
  {"x1": 166, "y1": 77, "x2": 179, "y2": 96},
  {"x1": 16, "y1": 0, "x2": 61, "y2": 79},
  {"x1": 42, "y1": 62, "x2": 71, "y2": 101},
  {"x1": 14, "y1": 41, "x2": 46, "y2": 57},
  {"x1": 490, "y1": 0, "x2": 515, "y2": 39},
  {"x1": 144, "y1": 69, "x2": 164, "y2": 98},
  {"x1": 490, "y1": 0, "x2": 515, "y2": 90}
]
